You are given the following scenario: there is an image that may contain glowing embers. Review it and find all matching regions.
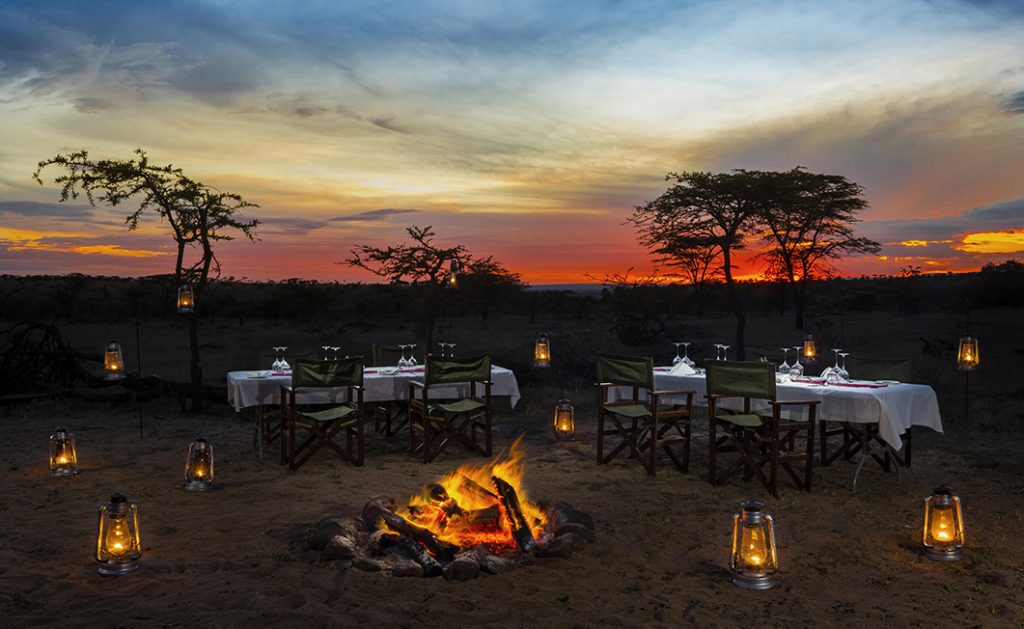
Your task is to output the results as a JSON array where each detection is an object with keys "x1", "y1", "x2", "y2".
[
  {"x1": 183, "y1": 438, "x2": 215, "y2": 491},
  {"x1": 956, "y1": 336, "x2": 979, "y2": 371},
  {"x1": 176, "y1": 282, "x2": 195, "y2": 314},
  {"x1": 553, "y1": 399, "x2": 575, "y2": 441},
  {"x1": 533, "y1": 333, "x2": 551, "y2": 367},
  {"x1": 49, "y1": 427, "x2": 78, "y2": 477},
  {"x1": 96, "y1": 493, "x2": 142, "y2": 575},
  {"x1": 730, "y1": 500, "x2": 778, "y2": 590},
  {"x1": 922, "y1": 485, "x2": 965, "y2": 561},
  {"x1": 104, "y1": 341, "x2": 125, "y2": 381}
]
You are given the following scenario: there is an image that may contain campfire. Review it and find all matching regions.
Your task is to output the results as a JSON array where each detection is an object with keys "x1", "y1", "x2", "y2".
[{"x1": 306, "y1": 438, "x2": 595, "y2": 579}]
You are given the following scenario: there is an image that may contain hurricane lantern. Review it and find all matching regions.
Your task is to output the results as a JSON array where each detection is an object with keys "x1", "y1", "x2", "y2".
[
  {"x1": 49, "y1": 427, "x2": 79, "y2": 477},
  {"x1": 801, "y1": 334, "x2": 817, "y2": 364},
  {"x1": 533, "y1": 333, "x2": 551, "y2": 367},
  {"x1": 95, "y1": 493, "x2": 142, "y2": 575},
  {"x1": 446, "y1": 259, "x2": 460, "y2": 288},
  {"x1": 103, "y1": 341, "x2": 125, "y2": 381},
  {"x1": 183, "y1": 438, "x2": 215, "y2": 491},
  {"x1": 956, "y1": 336, "x2": 979, "y2": 371},
  {"x1": 176, "y1": 282, "x2": 195, "y2": 314},
  {"x1": 553, "y1": 399, "x2": 575, "y2": 440},
  {"x1": 730, "y1": 500, "x2": 779, "y2": 589},
  {"x1": 922, "y1": 485, "x2": 964, "y2": 561}
]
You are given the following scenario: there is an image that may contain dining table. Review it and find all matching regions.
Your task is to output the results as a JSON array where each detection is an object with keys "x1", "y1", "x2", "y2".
[{"x1": 607, "y1": 366, "x2": 943, "y2": 492}]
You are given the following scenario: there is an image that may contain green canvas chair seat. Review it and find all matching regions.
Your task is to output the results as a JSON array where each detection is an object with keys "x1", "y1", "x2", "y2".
[
  {"x1": 596, "y1": 353, "x2": 696, "y2": 476},
  {"x1": 820, "y1": 356, "x2": 915, "y2": 475},
  {"x1": 706, "y1": 360, "x2": 818, "y2": 497},
  {"x1": 409, "y1": 354, "x2": 492, "y2": 463},
  {"x1": 281, "y1": 356, "x2": 365, "y2": 471}
]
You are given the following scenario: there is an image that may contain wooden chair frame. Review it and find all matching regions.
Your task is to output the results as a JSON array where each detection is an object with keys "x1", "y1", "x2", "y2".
[
  {"x1": 408, "y1": 356, "x2": 492, "y2": 463},
  {"x1": 279, "y1": 359, "x2": 365, "y2": 471}
]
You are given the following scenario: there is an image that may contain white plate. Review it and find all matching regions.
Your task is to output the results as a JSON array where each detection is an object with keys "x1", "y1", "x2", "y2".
[{"x1": 877, "y1": 379, "x2": 900, "y2": 385}]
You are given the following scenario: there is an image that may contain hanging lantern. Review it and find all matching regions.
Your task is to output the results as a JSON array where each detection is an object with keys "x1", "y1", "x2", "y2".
[
  {"x1": 95, "y1": 493, "x2": 142, "y2": 575},
  {"x1": 956, "y1": 336, "x2": 979, "y2": 371},
  {"x1": 553, "y1": 399, "x2": 575, "y2": 440},
  {"x1": 729, "y1": 500, "x2": 779, "y2": 589},
  {"x1": 104, "y1": 341, "x2": 125, "y2": 381},
  {"x1": 533, "y1": 333, "x2": 551, "y2": 367},
  {"x1": 447, "y1": 259, "x2": 460, "y2": 288},
  {"x1": 801, "y1": 334, "x2": 817, "y2": 364},
  {"x1": 176, "y1": 282, "x2": 195, "y2": 314},
  {"x1": 183, "y1": 438, "x2": 215, "y2": 491},
  {"x1": 922, "y1": 485, "x2": 964, "y2": 561},
  {"x1": 49, "y1": 427, "x2": 79, "y2": 477}
]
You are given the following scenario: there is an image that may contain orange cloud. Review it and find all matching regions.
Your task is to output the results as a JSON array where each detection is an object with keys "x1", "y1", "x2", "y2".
[
  {"x1": 891, "y1": 239, "x2": 954, "y2": 247},
  {"x1": 955, "y1": 231, "x2": 1024, "y2": 254}
]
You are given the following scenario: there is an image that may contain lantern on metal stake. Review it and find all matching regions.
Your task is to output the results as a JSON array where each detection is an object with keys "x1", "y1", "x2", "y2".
[
  {"x1": 922, "y1": 485, "x2": 964, "y2": 561},
  {"x1": 104, "y1": 341, "x2": 125, "y2": 381},
  {"x1": 533, "y1": 333, "x2": 551, "y2": 367},
  {"x1": 956, "y1": 336, "x2": 979, "y2": 370},
  {"x1": 183, "y1": 438, "x2": 215, "y2": 491},
  {"x1": 95, "y1": 493, "x2": 142, "y2": 575},
  {"x1": 176, "y1": 282, "x2": 195, "y2": 314},
  {"x1": 729, "y1": 500, "x2": 779, "y2": 589},
  {"x1": 49, "y1": 427, "x2": 79, "y2": 476},
  {"x1": 553, "y1": 399, "x2": 575, "y2": 440},
  {"x1": 446, "y1": 259, "x2": 460, "y2": 288}
]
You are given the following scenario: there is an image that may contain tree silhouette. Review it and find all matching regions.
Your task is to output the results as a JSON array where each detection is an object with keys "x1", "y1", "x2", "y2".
[
  {"x1": 35, "y1": 148, "x2": 259, "y2": 409},
  {"x1": 757, "y1": 167, "x2": 879, "y2": 329},
  {"x1": 346, "y1": 225, "x2": 521, "y2": 348}
]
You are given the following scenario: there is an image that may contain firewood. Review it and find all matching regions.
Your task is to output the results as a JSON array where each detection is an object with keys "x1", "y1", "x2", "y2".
[
  {"x1": 458, "y1": 475, "x2": 499, "y2": 502},
  {"x1": 492, "y1": 476, "x2": 537, "y2": 552},
  {"x1": 395, "y1": 537, "x2": 443, "y2": 577},
  {"x1": 380, "y1": 511, "x2": 459, "y2": 561},
  {"x1": 448, "y1": 505, "x2": 502, "y2": 531}
]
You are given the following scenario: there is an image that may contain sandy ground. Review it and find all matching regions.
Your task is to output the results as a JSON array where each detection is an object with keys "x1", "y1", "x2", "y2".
[
  {"x1": 1, "y1": 393, "x2": 1023, "y2": 628},
  {"x1": 2, "y1": 309, "x2": 1024, "y2": 627}
]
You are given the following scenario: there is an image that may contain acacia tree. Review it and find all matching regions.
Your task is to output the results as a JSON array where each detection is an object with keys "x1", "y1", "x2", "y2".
[
  {"x1": 35, "y1": 148, "x2": 259, "y2": 410},
  {"x1": 630, "y1": 170, "x2": 769, "y2": 360},
  {"x1": 346, "y1": 225, "x2": 521, "y2": 348},
  {"x1": 758, "y1": 168, "x2": 879, "y2": 329}
]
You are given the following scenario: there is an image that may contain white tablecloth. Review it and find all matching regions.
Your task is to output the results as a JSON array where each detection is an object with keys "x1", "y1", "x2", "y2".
[
  {"x1": 227, "y1": 366, "x2": 521, "y2": 411},
  {"x1": 606, "y1": 368, "x2": 942, "y2": 451}
]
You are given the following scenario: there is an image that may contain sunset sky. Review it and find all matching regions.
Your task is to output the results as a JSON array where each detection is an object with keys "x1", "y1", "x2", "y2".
[{"x1": 1, "y1": 0, "x2": 1023, "y2": 284}]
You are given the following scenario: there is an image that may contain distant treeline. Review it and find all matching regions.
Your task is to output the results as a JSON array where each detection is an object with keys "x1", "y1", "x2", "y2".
[{"x1": 1, "y1": 261, "x2": 1021, "y2": 337}]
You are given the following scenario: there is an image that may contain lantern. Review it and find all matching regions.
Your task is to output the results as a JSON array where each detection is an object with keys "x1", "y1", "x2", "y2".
[
  {"x1": 49, "y1": 427, "x2": 79, "y2": 476},
  {"x1": 922, "y1": 485, "x2": 964, "y2": 561},
  {"x1": 957, "y1": 336, "x2": 979, "y2": 371},
  {"x1": 183, "y1": 438, "x2": 215, "y2": 491},
  {"x1": 730, "y1": 500, "x2": 778, "y2": 589},
  {"x1": 801, "y1": 334, "x2": 817, "y2": 364},
  {"x1": 533, "y1": 333, "x2": 551, "y2": 367},
  {"x1": 553, "y1": 399, "x2": 575, "y2": 440},
  {"x1": 176, "y1": 282, "x2": 195, "y2": 314},
  {"x1": 446, "y1": 259, "x2": 460, "y2": 288},
  {"x1": 104, "y1": 341, "x2": 125, "y2": 381},
  {"x1": 95, "y1": 493, "x2": 142, "y2": 575}
]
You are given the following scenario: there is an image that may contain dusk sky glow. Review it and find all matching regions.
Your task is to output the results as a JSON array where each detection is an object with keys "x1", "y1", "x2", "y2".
[{"x1": 1, "y1": 0, "x2": 1023, "y2": 283}]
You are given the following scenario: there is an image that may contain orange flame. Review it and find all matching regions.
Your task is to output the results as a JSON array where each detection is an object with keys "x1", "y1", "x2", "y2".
[{"x1": 395, "y1": 436, "x2": 548, "y2": 552}]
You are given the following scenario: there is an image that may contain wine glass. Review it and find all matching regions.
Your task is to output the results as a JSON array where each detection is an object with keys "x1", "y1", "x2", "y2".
[
  {"x1": 672, "y1": 342, "x2": 684, "y2": 366},
  {"x1": 789, "y1": 346, "x2": 804, "y2": 378},
  {"x1": 277, "y1": 346, "x2": 290, "y2": 373},
  {"x1": 407, "y1": 344, "x2": 418, "y2": 368},
  {"x1": 778, "y1": 348, "x2": 791, "y2": 375},
  {"x1": 448, "y1": 343, "x2": 456, "y2": 358},
  {"x1": 721, "y1": 345, "x2": 730, "y2": 361},
  {"x1": 838, "y1": 352, "x2": 850, "y2": 381},
  {"x1": 713, "y1": 344, "x2": 723, "y2": 360},
  {"x1": 321, "y1": 345, "x2": 331, "y2": 361},
  {"x1": 681, "y1": 342, "x2": 695, "y2": 368},
  {"x1": 271, "y1": 347, "x2": 282, "y2": 373},
  {"x1": 397, "y1": 344, "x2": 410, "y2": 370},
  {"x1": 332, "y1": 346, "x2": 342, "y2": 360}
]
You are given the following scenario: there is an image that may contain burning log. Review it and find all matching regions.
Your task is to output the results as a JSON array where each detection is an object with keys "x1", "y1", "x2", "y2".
[
  {"x1": 380, "y1": 511, "x2": 459, "y2": 562},
  {"x1": 492, "y1": 476, "x2": 537, "y2": 552},
  {"x1": 394, "y1": 536, "x2": 443, "y2": 577},
  {"x1": 447, "y1": 505, "x2": 502, "y2": 532},
  {"x1": 458, "y1": 475, "x2": 498, "y2": 502}
]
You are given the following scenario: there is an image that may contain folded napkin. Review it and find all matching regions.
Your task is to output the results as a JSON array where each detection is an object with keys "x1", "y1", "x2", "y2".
[
  {"x1": 830, "y1": 381, "x2": 888, "y2": 389},
  {"x1": 669, "y1": 361, "x2": 696, "y2": 376}
]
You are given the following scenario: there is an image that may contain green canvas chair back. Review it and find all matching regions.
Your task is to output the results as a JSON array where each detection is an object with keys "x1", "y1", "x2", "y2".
[
  {"x1": 596, "y1": 353, "x2": 654, "y2": 390},
  {"x1": 845, "y1": 356, "x2": 913, "y2": 382},
  {"x1": 425, "y1": 354, "x2": 491, "y2": 386},
  {"x1": 706, "y1": 360, "x2": 777, "y2": 401},
  {"x1": 371, "y1": 343, "x2": 425, "y2": 367},
  {"x1": 291, "y1": 356, "x2": 364, "y2": 389}
]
